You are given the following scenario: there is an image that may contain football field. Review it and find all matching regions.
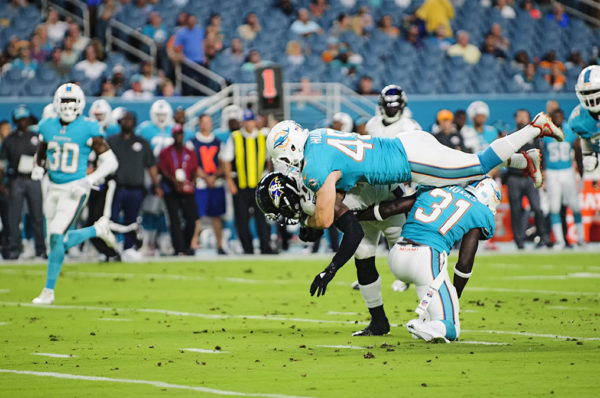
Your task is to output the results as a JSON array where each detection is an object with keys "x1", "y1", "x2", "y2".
[{"x1": 0, "y1": 252, "x2": 598, "y2": 397}]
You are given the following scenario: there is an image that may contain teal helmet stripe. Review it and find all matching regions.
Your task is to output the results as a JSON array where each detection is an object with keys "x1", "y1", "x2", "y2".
[{"x1": 584, "y1": 68, "x2": 592, "y2": 84}]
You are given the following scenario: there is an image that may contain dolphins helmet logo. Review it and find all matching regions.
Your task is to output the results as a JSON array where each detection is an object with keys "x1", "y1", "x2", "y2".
[{"x1": 273, "y1": 128, "x2": 290, "y2": 149}]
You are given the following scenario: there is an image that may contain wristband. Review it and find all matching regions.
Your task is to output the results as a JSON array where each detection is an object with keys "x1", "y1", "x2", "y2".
[
  {"x1": 454, "y1": 268, "x2": 472, "y2": 279},
  {"x1": 373, "y1": 204, "x2": 383, "y2": 222}
]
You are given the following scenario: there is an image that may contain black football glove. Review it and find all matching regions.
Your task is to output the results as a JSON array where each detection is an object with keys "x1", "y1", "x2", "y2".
[
  {"x1": 310, "y1": 263, "x2": 338, "y2": 297},
  {"x1": 299, "y1": 226, "x2": 323, "y2": 242}
]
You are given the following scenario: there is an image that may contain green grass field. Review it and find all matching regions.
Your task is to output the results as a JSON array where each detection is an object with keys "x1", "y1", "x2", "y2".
[{"x1": 0, "y1": 252, "x2": 599, "y2": 397}]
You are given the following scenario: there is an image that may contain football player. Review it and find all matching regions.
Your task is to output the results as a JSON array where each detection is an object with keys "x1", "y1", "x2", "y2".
[
  {"x1": 31, "y1": 83, "x2": 118, "y2": 304},
  {"x1": 358, "y1": 178, "x2": 500, "y2": 342},
  {"x1": 365, "y1": 85, "x2": 421, "y2": 137},
  {"x1": 569, "y1": 65, "x2": 600, "y2": 173},
  {"x1": 543, "y1": 108, "x2": 585, "y2": 248},
  {"x1": 266, "y1": 114, "x2": 563, "y2": 292},
  {"x1": 89, "y1": 99, "x2": 120, "y2": 137}
]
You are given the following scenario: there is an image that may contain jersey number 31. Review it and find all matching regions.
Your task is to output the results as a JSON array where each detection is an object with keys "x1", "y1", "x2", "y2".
[{"x1": 415, "y1": 188, "x2": 472, "y2": 235}]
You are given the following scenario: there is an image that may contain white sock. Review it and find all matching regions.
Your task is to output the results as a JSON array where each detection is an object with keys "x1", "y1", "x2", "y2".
[
  {"x1": 490, "y1": 125, "x2": 538, "y2": 161},
  {"x1": 506, "y1": 153, "x2": 527, "y2": 169},
  {"x1": 552, "y1": 223, "x2": 565, "y2": 246},
  {"x1": 359, "y1": 276, "x2": 383, "y2": 308}
]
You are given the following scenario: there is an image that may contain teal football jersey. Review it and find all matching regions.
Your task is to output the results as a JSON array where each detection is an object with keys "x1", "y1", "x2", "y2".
[
  {"x1": 568, "y1": 105, "x2": 600, "y2": 142},
  {"x1": 38, "y1": 116, "x2": 103, "y2": 184},
  {"x1": 136, "y1": 121, "x2": 194, "y2": 157},
  {"x1": 401, "y1": 185, "x2": 495, "y2": 254},
  {"x1": 301, "y1": 129, "x2": 411, "y2": 192},
  {"x1": 543, "y1": 121, "x2": 578, "y2": 170}
]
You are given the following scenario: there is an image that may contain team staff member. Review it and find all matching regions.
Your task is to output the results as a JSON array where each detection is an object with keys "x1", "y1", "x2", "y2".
[
  {"x1": 108, "y1": 111, "x2": 162, "y2": 261},
  {"x1": 222, "y1": 109, "x2": 273, "y2": 254},
  {"x1": 0, "y1": 120, "x2": 11, "y2": 258},
  {"x1": 0, "y1": 105, "x2": 46, "y2": 259},
  {"x1": 158, "y1": 124, "x2": 199, "y2": 256}
]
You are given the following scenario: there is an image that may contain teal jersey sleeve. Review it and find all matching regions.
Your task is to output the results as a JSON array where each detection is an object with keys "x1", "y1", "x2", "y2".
[
  {"x1": 568, "y1": 105, "x2": 600, "y2": 140},
  {"x1": 40, "y1": 116, "x2": 101, "y2": 184},
  {"x1": 104, "y1": 122, "x2": 121, "y2": 137},
  {"x1": 301, "y1": 129, "x2": 411, "y2": 192},
  {"x1": 401, "y1": 185, "x2": 496, "y2": 254}
]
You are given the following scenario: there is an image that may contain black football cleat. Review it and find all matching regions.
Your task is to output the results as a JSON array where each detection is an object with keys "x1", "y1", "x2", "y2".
[{"x1": 352, "y1": 317, "x2": 390, "y2": 336}]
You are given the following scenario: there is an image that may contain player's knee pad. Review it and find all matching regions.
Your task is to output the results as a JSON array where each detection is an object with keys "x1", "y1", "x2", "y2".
[{"x1": 355, "y1": 257, "x2": 379, "y2": 285}]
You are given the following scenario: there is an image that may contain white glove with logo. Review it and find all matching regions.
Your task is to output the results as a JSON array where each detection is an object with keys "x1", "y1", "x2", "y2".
[
  {"x1": 71, "y1": 177, "x2": 95, "y2": 197},
  {"x1": 299, "y1": 185, "x2": 316, "y2": 216},
  {"x1": 31, "y1": 166, "x2": 45, "y2": 181},
  {"x1": 583, "y1": 154, "x2": 599, "y2": 172}
]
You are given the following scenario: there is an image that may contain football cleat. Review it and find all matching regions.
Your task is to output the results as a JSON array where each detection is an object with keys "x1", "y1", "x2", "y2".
[
  {"x1": 32, "y1": 288, "x2": 55, "y2": 305},
  {"x1": 522, "y1": 148, "x2": 543, "y2": 189},
  {"x1": 93, "y1": 216, "x2": 117, "y2": 249},
  {"x1": 351, "y1": 280, "x2": 360, "y2": 290},
  {"x1": 352, "y1": 317, "x2": 390, "y2": 336},
  {"x1": 530, "y1": 112, "x2": 564, "y2": 142},
  {"x1": 406, "y1": 319, "x2": 449, "y2": 343},
  {"x1": 391, "y1": 280, "x2": 410, "y2": 292}
]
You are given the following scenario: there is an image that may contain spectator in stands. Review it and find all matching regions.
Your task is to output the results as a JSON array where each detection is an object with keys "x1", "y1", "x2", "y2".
[
  {"x1": 427, "y1": 24, "x2": 454, "y2": 51},
  {"x1": 506, "y1": 109, "x2": 551, "y2": 249},
  {"x1": 45, "y1": 8, "x2": 69, "y2": 46},
  {"x1": 513, "y1": 62, "x2": 536, "y2": 92},
  {"x1": 99, "y1": 0, "x2": 122, "y2": 31},
  {"x1": 539, "y1": 50, "x2": 565, "y2": 73},
  {"x1": 352, "y1": 6, "x2": 374, "y2": 37},
  {"x1": 295, "y1": 76, "x2": 322, "y2": 96},
  {"x1": 189, "y1": 114, "x2": 227, "y2": 255},
  {"x1": 415, "y1": 0, "x2": 455, "y2": 38},
  {"x1": 7, "y1": 41, "x2": 38, "y2": 80},
  {"x1": 405, "y1": 24, "x2": 424, "y2": 49},
  {"x1": 158, "y1": 79, "x2": 175, "y2": 97},
  {"x1": 330, "y1": 13, "x2": 352, "y2": 38},
  {"x1": 237, "y1": 12, "x2": 261, "y2": 42},
  {"x1": 433, "y1": 109, "x2": 466, "y2": 151},
  {"x1": 142, "y1": 11, "x2": 168, "y2": 45},
  {"x1": 511, "y1": 49, "x2": 529, "y2": 71},
  {"x1": 547, "y1": 1, "x2": 569, "y2": 28},
  {"x1": 544, "y1": 63, "x2": 566, "y2": 91},
  {"x1": 521, "y1": 0, "x2": 541, "y2": 19},
  {"x1": 290, "y1": 8, "x2": 322, "y2": 37},
  {"x1": 74, "y1": 44, "x2": 107, "y2": 80},
  {"x1": 67, "y1": 23, "x2": 90, "y2": 54},
  {"x1": 378, "y1": 15, "x2": 400, "y2": 38},
  {"x1": 206, "y1": 13, "x2": 224, "y2": 42},
  {"x1": 355, "y1": 116, "x2": 369, "y2": 135},
  {"x1": 222, "y1": 37, "x2": 245, "y2": 65},
  {"x1": 111, "y1": 64, "x2": 127, "y2": 94},
  {"x1": 174, "y1": 14, "x2": 205, "y2": 95},
  {"x1": 490, "y1": 23, "x2": 510, "y2": 52},
  {"x1": 99, "y1": 77, "x2": 117, "y2": 98},
  {"x1": 276, "y1": 0, "x2": 295, "y2": 16},
  {"x1": 461, "y1": 101, "x2": 497, "y2": 152},
  {"x1": 59, "y1": 35, "x2": 78, "y2": 69},
  {"x1": 309, "y1": 0, "x2": 329, "y2": 20},
  {"x1": 241, "y1": 49, "x2": 271, "y2": 72},
  {"x1": 34, "y1": 25, "x2": 53, "y2": 55},
  {"x1": 136, "y1": 60, "x2": 162, "y2": 93},
  {"x1": 481, "y1": 33, "x2": 506, "y2": 60},
  {"x1": 495, "y1": 0, "x2": 516, "y2": 19},
  {"x1": 330, "y1": 43, "x2": 362, "y2": 76},
  {"x1": 29, "y1": 33, "x2": 49, "y2": 64},
  {"x1": 285, "y1": 40, "x2": 305, "y2": 66},
  {"x1": 203, "y1": 30, "x2": 223, "y2": 65},
  {"x1": 321, "y1": 37, "x2": 339, "y2": 64},
  {"x1": 222, "y1": 109, "x2": 273, "y2": 254},
  {"x1": 3, "y1": 37, "x2": 21, "y2": 64},
  {"x1": 45, "y1": 47, "x2": 68, "y2": 77},
  {"x1": 121, "y1": 75, "x2": 154, "y2": 100},
  {"x1": 447, "y1": 30, "x2": 481, "y2": 65},
  {"x1": 356, "y1": 75, "x2": 377, "y2": 95},
  {"x1": 4, "y1": 0, "x2": 23, "y2": 21},
  {"x1": 565, "y1": 50, "x2": 586, "y2": 70},
  {"x1": 453, "y1": 109, "x2": 467, "y2": 137},
  {"x1": 158, "y1": 124, "x2": 199, "y2": 256}
]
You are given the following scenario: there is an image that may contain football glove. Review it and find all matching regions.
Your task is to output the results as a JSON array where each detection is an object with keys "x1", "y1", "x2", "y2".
[
  {"x1": 583, "y1": 154, "x2": 599, "y2": 172},
  {"x1": 31, "y1": 166, "x2": 45, "y2": 181},
  {"x1": 70, "y1": 177, "x2": 95, "y2": 197},
  {"x1": 299, "y1": 185, "x2": 316, "y2": 216},
  {"x1": 299, "y1": 226, "x2": 323, "y2": 242},
  {"x1": 310, "y1": 263, "x2": 338, "y2": 297}
]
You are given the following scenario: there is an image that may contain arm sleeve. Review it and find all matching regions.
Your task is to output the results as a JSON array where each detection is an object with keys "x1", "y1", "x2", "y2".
[{"x1": 330, "y1": 211, "x2": 364, "y2": 269}]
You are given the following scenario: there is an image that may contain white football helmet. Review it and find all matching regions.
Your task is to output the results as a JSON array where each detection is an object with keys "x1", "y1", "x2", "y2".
[
  {"x1": 150, "y1": 99, "x2": 173, "y2": 129},
  {"x1": 332, "y1": 112, "x2": 353, "y2": 132},
  {"x1": 266, "y1": 120, "x2": 309, "y2": 167},
  {"x1": 576, "y1": 65, "x2": 600, "y2": 114},
  {"x1": 89, "y1": 99, "x2": 112, "y2": 128},
  {"x1": 465, "y1": 177, "x2": 501, "y2": 215},
  {"x1": 41, "y1": 103, "x2": 57, "y2": 119},
  {"x1": 53, "y1": 83, "x2": 85, "y2": 123},
  {"x1": 466, "y1": 100, "x2": 490, "y2": 122},
  {"x1": 111, "y1": 106, "x2": 127, "y2": 124}
]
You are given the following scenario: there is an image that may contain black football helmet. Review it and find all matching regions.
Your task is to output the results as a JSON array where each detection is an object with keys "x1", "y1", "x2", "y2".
[
  {"x1": 378, "y1": 84, "x2": 407, "y2": 125},
  {"x1": 256, "y1": 172, "x2": 302, "y2": 225}
]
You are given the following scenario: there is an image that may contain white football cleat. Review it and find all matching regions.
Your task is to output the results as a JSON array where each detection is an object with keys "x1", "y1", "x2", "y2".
[
  {"x1": 406, "y1": 319, "x2": 449, "y2": 343},
  {"x1": 530, "y1": 112, "x2": 564, "y2": 142},
  {"x1": 32, "y1": 288, "x2": 55, "y2": 305},
  {"x1": 523, "y1": 148, "x2": 543, "y2": 189},
  {"x1": 391, "y1": 280, "x2": 410, "y2": 292},
  {"x1": 94, "y1": 216, "x2": 117, "y2": 249},
  {"x1": 122, "y1": 247, "x2": 143, "y2": 262}
]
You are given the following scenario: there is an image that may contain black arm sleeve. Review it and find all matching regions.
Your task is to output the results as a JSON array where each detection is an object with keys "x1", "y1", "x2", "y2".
[
  {"x1": 330, "y1": 211, "x2": 364, "y2": 269},
  {"x1": 355, "y1": 194, "x2": 417, "y2": 222},
  {"x1": 453, "y1": 228, "x2": 482, "y2": 298}
]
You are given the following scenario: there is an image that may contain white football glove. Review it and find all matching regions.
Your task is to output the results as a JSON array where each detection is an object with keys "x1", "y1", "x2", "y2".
[
  {"x1": 583, "y1": 154, "x2": 599, "y2": 172},
  {"x1": 70, "y1": 177, "x2": 95, "y2": 197},
  {"x1": 299, "y1": 185, "x2": 316, "y2": 216},
  {"x1": 31, "y1": 166, "x2": 45, "y2": 181}
]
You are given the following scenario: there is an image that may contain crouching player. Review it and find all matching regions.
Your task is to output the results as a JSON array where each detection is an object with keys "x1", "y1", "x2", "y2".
[
  {"x1": 31, "y1": 83, "x2": 118, "y2": 304},
  {"x1": 359, "y1": 178, "x2": 500, "y2": 342}
]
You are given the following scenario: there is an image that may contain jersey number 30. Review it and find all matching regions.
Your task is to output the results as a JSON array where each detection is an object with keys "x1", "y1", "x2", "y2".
[
  {"x1": 414, "y1": 188, "x2": 472, "y2": 235},
  {"x1": 47, "y1": 141, "x2": 79, "y2": 174}
]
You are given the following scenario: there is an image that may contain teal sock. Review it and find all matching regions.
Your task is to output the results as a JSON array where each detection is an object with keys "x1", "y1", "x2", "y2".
[
  {"x1": 64, "y1": 226, "x2": 97, "y2": 250},
  {"x1": 45, "y1": 234, "x2": 66, "y2": 289}
]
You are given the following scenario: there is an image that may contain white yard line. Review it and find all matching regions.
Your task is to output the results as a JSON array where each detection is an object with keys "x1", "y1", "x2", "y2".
[
  {"x1": 547, "y1": 306, "x2": 593, "y2": 311},
  {"x1": 3, "y1": 301, "x2": 598, "y2": 342},
  {"x1": 456, "y1": 341, "x2": 510, "y2": 346},
  {"x1": 0, "y1": 322, "x2": 9, "y2": 326},
  {"x1": 98, "y1": 318, "x2": 132, "y2": 322},
  {"x1": 181, "y1": 348, "x2": 228, "y2": 354},
  {"x1": 316, "y1": 345, "x2": 365, "y2": 350},
  {"x1": 467, "y1": 287, "x2": 600, "y2": 296},
  {"x1": 327, "y1": 311, "x2": 360, "y2": 315},
  {"x1": 507, "y1": 273, "x2": 600, "y2": 280},
  {"x1": 31, "y1": 353, "x2": 76, "y2": 358},
  {"x1": 0, "y1": 289, "x2": 10, "y2": 294},
  {"x1": 0, "y1": 369, "x2": 311, "y2": 398}
]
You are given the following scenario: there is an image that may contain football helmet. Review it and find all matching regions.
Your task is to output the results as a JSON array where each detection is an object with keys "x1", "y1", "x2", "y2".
[
  {"x1": 465, "y1": 177, "x2": 501, "y2": 215},
  {"x1": 41, "y1": 103, "x2": 57, "y2": 119},
  {"x1": 256, "y1": 172, "x2": 302, "y2": 225},
  {"x1": 266, "y1": 120, "x2": 309, "y2": 167},
  {"x1": 150, "y1": 99, "x2": 173, "y2": 129},
  {"x1": 576, "y1": 65, "x2": 600, "y2": 114},
  {"x1": 111, "y1": 106, "x2": 127, "y2": 124},
  {"x1": 332, "y1": 112, "x2": 353, "y2": 132},
  {"x1": 466, "y1": 101, "x2": 490, "y2": 122},
  {"x1": 53, "y1": 83, "x2": 85, "y2": 123},
  {"x1": 89, "y1": 99, "x2": 112, "y2": 128},
  {"x1": 378, "y1": 85, "x2": 407, "y2": 125}
]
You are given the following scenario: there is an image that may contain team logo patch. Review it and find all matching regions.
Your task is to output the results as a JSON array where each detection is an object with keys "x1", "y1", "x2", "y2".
[
  {"x1": 268, "y1": 177, "x2": 284, "y2": 207},
  {"x1": 132, "y1": 142, "x2": 143, "y2": 152},
  {"x1": 30, "y1": 136, "x2": 39, "y2": 146},
  {"x1": 273, "y1": 130, "x2": 290, "y2": 149},
  {"x1": 308, "y1": 178, "x2": 318, "y2": 188}
]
